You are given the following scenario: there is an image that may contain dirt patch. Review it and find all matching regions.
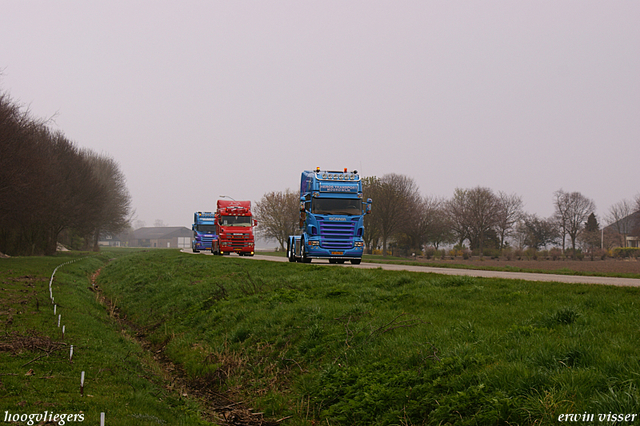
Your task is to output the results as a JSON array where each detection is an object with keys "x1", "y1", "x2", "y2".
[
  {"x1": 409, "y1": 256, "x2": 640, "y2": 275},
  {"x1": 0, "y1": 330, "x2": 64, "y2": 356}
]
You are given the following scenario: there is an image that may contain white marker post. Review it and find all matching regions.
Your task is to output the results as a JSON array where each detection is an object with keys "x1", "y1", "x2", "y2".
[
  {"x1": 100, "y1": 412, "x2": 105, "y2": 426},
  {"x1": 69, "y1": 345, "x2": 73, "y2": 362},
  {"x1": 57, "y1": 315, "x2": 61, "y2": 327},
  {"x1": 80, "y1": 371, "x2": 85, "y2": 396},
  {"x1": 54, "y1": 305, "x2": 56, "y2": 315},
  {"x1": 61, "y1": 325, "x2": 65, "y2": 339}
]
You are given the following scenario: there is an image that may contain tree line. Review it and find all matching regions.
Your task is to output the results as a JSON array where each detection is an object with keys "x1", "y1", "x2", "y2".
[
  {"x1": 255, "y1": 173, "x2": 640, "y2": 256},
  {"x1": 0, "y1": 91, "x2": 131, "y2": 256}
]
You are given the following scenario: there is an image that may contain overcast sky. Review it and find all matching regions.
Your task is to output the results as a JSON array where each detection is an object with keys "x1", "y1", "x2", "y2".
[{"x1": 2, "y1": 1, "x2": 638, "y2": 228}]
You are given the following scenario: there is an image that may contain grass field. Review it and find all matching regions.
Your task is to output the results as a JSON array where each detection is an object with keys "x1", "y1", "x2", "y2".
[
  {"x1": 0, "y1": 250, "x2": 210, "y2": 426},
  {"x1": 3, "y1": 248, "x2": 640, "y2": 425}
]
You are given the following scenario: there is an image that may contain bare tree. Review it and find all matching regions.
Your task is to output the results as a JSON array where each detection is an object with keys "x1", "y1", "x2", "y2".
[
  {"x1": 553, "y1": 190, "x2": 570, "y2": 252},
  {"x1": 82, "y1": 150, "x2": 131, "y2": 250},
  {"x1": 362, "y1": 176, "x2": 381, "y2": 253},
  {"x1": 605, "y1": 199, "x2": 635, "y2": 247},
  {"x1": 553, "y1": 189, "x2": 596, "y2": 253},
  {"x1": 446, "y1": 188, "x2": 471, "y2": 247},
  {"x1": 1, "y1": 91, "x2": 132, "y2": 255},
  {"x1": 495, "y1": 191, "x2": 523, "y2": 251},
  {"x1": 516, "y1": 214, "x2": 559, "y2": 250},
  {"x1": 369, "y1": 174, "x2": 421, "y2": 256},
  {"x1": 0, "y1": 94, "x2": 50, "y2": 254},
  {"x1": 446, "y1": 187, "x2": 500, "y2": 252},
  {"x1": 254, "y1": 189, "x2": 299, "y2": 251},
  {"x1": 40, "y1": 131, "x2": 106, "y2": 254},
  {"x1": 406, "y1": 195, "x2": 454, "y2": 252},
  {"x1": 425, "y1": 201, "x2": 455, "y2": 250}
]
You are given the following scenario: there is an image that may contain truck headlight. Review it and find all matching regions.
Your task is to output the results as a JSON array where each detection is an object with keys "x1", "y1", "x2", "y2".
[
  {"x1": 355, "y1": 241, "x2": 364, "y2": 247},
  {"x1": 308, "y1": 240, "x2": 319, "y2": 246}
]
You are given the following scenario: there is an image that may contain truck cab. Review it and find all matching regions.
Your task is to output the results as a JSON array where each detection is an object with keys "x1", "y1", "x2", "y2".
[
  {"x1": 287, "y1": 168, "x2": 372, "y2": 264},
  {"x1": 212, "y1": 200, "x2": 257, "y2": 256},
  {"x1": 192, "y1": 211, "x2": 217, "y2": 252}
]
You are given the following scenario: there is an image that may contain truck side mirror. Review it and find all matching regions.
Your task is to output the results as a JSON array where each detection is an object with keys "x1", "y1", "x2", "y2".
[
  {"x1": 365, "y1": 198, "x2": 372, "y2": 214},
  {"x1": 300, "y1": 200, "x2": 305, "y2": 212},
  {"x1": 253, "y1": 220, "x2": 258, "y2": 227}
]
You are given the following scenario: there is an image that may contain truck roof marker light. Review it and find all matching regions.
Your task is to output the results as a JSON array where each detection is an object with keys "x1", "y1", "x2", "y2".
[
  {"x1": 344, "y1": 168, "x2": 347, "y2": 173},
  {"x1": 316, "y1": 167, "x2": 320, "y2": 172}
]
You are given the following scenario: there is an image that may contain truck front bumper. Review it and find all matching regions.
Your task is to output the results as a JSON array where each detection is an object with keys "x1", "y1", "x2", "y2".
[
  {"x1": 305, "y1": 245, "x2": 364, "y2": 259},
  {"x1": 219, "y1": 241, "x2": 254, "y2": 255}
]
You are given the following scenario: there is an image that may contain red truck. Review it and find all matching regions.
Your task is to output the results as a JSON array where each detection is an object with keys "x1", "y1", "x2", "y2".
[{"x1": 211, "y1": 200, "x2": 257, "y2": 256}]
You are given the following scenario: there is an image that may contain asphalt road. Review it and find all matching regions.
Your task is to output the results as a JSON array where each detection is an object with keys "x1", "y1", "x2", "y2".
[{"x1": 184, "y1": 250, "x2": 640, "y2": 287}]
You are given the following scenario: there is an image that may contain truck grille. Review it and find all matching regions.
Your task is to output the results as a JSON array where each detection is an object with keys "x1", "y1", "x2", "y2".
[{"x1": 318, "y1": 219, "x2": 356, "y2": 249}]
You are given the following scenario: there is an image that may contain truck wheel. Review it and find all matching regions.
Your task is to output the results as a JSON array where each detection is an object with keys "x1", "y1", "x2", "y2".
[
  {"x1": 287, "y1": 241, "x2": 295, "y2": 262},
  {"x1": 301, "y1": 239, "x2": 311, "y2": 263},
  {"x1": 350, "y1": 259, "x2": 361, "y2": 265}
]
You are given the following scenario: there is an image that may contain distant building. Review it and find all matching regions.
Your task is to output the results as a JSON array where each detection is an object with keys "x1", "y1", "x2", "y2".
[
  {"x1": 98, "y1": 233, "x2": 123, "y2": 247},
  {"x1": 128, "y1": 227, "x2": 192, "y2": 248},
  {"x1": 605, "y1": 211, "x2": 640, "y2": 248}
]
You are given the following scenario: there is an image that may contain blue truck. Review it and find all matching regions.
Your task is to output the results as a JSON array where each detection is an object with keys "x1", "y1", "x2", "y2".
[
  {"x1": 191, "y1": 211, "x2": 218, "y2": 252},
  {"x1": 287, "y1": 168, "x2": 372, "y2": 264}
]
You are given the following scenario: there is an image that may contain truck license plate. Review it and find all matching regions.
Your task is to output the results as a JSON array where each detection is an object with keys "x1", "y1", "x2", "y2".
[{"x1": 331, "y1": 251, "x2": 343, "y2": 255}]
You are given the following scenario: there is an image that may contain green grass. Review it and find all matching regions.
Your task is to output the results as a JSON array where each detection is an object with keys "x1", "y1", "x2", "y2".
[
  {"x1": 0, "y1": 249, "x2": 211, "y2": 425},
  {"x1": 92, "y1": 249, "x2": 640, "y2": 425}
]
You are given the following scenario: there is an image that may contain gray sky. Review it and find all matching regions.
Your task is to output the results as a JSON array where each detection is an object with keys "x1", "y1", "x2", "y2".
[{"x1": 2, "y1": 1, "x2": 638, "y2": 228}]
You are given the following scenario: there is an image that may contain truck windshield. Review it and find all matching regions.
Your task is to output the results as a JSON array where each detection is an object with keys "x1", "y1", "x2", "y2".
[
  {"x1": 219, "y1": 216, "x2": 252, "y2": 227},
  {"x1": 195, "y1": 224, "x2": 216, "y2": 233},
  {"x1": 312, "y1": 198, "x2": 362, "y2": 215}
]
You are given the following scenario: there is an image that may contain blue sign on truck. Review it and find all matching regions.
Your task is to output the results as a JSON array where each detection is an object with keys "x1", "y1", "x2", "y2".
[{"x1": 287, "y1": 168, "x2": 372, "y2": 264}]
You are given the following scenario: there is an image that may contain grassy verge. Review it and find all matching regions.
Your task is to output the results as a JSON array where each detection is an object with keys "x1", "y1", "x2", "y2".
[
  {"x1": 256, "y1": 251, "x2": 640, "y2": 279},
  {"x1": 0, "y1": 249, "x2": 211, "y2": 425},
  {"x1": 97, "y1": 249, "x2": 640, "y2": 425}
]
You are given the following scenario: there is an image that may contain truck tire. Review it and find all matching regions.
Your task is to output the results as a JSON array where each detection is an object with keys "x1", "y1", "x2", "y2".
[
  {"x1": 351, "y1": 259, "x2": 361, "y2": 265},
  {"x1": 301, "y1": 239, "x2": 311, "y2": 263},
  {"x1": 287, "y1": 240, "x2": 296, "y2": 262}
]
